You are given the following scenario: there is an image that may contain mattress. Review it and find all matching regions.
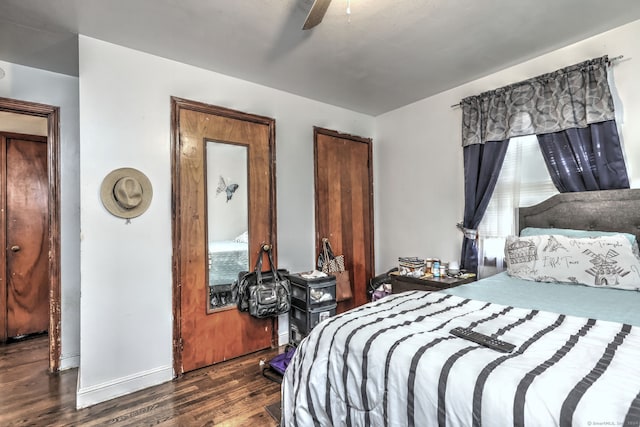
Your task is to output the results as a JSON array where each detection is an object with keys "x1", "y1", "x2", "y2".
[{"x1": 282, "y1": 276, "x2": 640, "y2": 426}]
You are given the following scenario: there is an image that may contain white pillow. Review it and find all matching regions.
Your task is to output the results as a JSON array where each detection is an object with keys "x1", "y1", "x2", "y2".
[
  {"x1": 505, "y1": 234, "x2": 640, "y2": 291},
  {"x1": 233, "y1": 231, "x2": 249, "y2": 243}
]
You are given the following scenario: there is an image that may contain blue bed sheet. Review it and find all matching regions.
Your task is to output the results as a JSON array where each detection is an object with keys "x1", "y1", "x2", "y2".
[{"x1": 443, "y1": 271, "x2": 640, "y2": 326}]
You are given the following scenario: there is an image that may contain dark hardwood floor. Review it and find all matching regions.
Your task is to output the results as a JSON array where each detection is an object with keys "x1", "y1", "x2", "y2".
[{"x1": 0, "y1": 334, "x2": 282, "y2": 426}]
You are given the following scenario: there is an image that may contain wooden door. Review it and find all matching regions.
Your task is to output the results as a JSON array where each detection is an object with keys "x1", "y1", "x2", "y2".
[
  {"x1": 172, "y1": 98, "x2": 277, "y2": 374},
  {"x1": 0, "y1": 133, "x2": 49, "y2": 340},
  {"x1": 314, "y1": 127, "x2": 374, "y2": 313}
]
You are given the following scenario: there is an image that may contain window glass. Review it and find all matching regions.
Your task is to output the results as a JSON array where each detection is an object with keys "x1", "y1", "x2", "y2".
[{"x1": 478, "y1": 135, "x2": 558, "y2": 278}]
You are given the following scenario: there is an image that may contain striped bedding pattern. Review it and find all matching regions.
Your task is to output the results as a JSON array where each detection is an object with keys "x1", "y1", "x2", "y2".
[{"x1": 282, "y1": 291, "x2": 640, "y2": 427}]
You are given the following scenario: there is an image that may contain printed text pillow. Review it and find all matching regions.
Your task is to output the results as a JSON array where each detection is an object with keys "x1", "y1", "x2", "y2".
[{"x1": 504, "y1": 234, "x2": 640, "y2": 291}]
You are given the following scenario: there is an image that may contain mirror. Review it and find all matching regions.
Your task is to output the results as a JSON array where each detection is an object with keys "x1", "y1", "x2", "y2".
[{"x1": 206, "y1": 141, "x2": 249, "y2": 311}]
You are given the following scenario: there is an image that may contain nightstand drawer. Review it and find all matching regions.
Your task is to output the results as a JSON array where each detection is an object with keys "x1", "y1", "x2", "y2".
[{"x1": 390, "y1": 274, "x2": 475, "y2": 293}]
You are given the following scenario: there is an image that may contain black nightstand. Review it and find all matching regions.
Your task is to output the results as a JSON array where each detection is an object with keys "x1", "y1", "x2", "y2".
[{"x1": 390, "y1": 272, "x2": 475, "y2": 293}]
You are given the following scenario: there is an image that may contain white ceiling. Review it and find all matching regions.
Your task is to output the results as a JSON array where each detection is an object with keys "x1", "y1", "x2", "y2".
[{"x1": 2, "y1": 0, "x2": 640, "y2": 116}]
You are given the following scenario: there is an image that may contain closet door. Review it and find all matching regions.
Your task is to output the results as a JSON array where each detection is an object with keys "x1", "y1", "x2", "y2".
[
  {"x1": 172, "y1": 98, "x2": 277, "y2": 374},
  {"x1": 1, "y1": 133, "x2": 49, "y2": 340},
  {"x1": 314, "y1": 127, "x2": 373, "y2": 313}
]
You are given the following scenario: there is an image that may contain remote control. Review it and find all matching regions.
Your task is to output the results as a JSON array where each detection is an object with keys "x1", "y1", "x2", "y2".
[{"x1": 449, "y1": 327, "x2": 516, "y2": 353}]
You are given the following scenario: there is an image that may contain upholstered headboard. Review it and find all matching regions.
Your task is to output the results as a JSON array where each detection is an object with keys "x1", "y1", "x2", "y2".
[{"x1": 518, "y1": 189, "x2": 640, "y2": 242}]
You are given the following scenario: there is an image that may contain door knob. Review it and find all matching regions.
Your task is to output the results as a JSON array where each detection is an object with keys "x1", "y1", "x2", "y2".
[{"x1": 10, "y1": 245, "x2": 20, "y2": 252}]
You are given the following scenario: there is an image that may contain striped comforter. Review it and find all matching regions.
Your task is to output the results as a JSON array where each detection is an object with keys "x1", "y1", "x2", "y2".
[{"x1": 282, "y1": 291, "x2": 640, "y2": 426}]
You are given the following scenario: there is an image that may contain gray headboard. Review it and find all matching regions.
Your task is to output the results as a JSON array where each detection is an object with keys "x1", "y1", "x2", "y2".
[{"x1": 518, "y1": 189, "x2": 640, "y2": 242}]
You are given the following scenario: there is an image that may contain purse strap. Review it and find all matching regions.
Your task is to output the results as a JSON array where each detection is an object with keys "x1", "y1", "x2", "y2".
[
  {"x1": 254, "y1": 244, "x2": 265, "y2": 285},
  {"x1": 265, "y1": 244, "x2": 280, "y2": 282},
  {"x1": 257, "y1": 244, "x2": 281, "y2": 286},
  {"x1": 322, "y1": 238, "x2": 335, "y2": 261},
  {"x1": 253, "y1": 245, "x2": 264, "y2": 273}
]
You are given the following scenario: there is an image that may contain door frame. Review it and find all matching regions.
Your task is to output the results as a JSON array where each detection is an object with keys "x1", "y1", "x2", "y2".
[
  {"x1": 0, "y1": 97, "x2": 61, "y2": 372},
  {"x1": 170, "y1": 96, "x2": 277, "y2": 376}
]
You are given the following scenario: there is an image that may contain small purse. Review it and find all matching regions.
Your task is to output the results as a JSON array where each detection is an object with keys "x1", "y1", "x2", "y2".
[
  {"x1": 319, "y1": 238, "x2": 345, "y2": 273},
  {"x1": 319, "y1": 238, "x2": 353, "y2": 302}
]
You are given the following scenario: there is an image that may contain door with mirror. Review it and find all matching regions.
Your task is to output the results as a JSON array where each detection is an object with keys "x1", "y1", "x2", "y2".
[
  {"x1": 172, "y1": 98, "x2": 277, "y2": 374},
  {"x1": 206, "y1": 142, "x2": 248, "y2": 312}
]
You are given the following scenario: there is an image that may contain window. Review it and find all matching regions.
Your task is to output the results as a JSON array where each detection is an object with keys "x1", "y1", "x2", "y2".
[{"x1": 477, "y1": 135, "x2": 558, "y2": 278}]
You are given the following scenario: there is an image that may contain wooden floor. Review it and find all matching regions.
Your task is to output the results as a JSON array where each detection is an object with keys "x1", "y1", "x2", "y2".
[{"x1": 0, "y1": 334, "x2": 282, "y2": 426}]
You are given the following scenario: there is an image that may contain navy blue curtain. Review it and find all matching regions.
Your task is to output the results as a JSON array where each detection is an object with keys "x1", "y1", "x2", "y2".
[
  {"x1": 459, "y1": 57, "x2": 624, "y2": 273},
  {"x1": 460, "y1": 139, "x2": 510, "y2": 274},
  {"x1": 537, "y1": 120, "x2": 629, "y2": 192}
]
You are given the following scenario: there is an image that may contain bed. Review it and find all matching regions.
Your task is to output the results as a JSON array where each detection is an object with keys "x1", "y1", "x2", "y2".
[
  {"x1": 208, "y1": 239, "x2": 248, "y2": 308},
  {"x1": 282, "y1": 189, "x2": 640, "y2": 426}
]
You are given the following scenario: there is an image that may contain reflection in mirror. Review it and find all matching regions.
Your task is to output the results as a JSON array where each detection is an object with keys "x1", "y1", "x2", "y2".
[{"x1": 206, "y1": 141, "x2": 249, "y2": 311}]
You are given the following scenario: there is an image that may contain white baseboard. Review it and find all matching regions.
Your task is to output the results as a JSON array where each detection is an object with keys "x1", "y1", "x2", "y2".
[
  {"x1": 278, "y1": 314, "x2": 290, "y2": 346},
  {"x1": 279, "y1": 330, "x2": 289, "y2": 346},
  {"x1": 76, "y1": 365, "x2": 173, "y2": 409},
  {"x1": 60, "y1": 353, "x2": 80, "y2": 370}
]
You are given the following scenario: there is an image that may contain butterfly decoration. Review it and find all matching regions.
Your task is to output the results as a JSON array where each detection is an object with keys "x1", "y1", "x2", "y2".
[{"x1": 216, "y1": 176, "x2": 239, "y2": 202}]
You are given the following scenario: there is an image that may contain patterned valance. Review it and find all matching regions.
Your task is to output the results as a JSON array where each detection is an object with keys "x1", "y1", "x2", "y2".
[{"x1": 461, "y1": 56, "x2": 615, "y2": 146}]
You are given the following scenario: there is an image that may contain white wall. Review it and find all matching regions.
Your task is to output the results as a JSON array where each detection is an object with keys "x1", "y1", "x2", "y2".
[
  {"x1": 77, "y1": 36, "x2": 373, "y2": 407},
  {"x1": 0, "y1": 60, "x2": 81, "y2": 370},
  {"x1": 374, "y1": 19, "x2": 640, "y2": 274}
]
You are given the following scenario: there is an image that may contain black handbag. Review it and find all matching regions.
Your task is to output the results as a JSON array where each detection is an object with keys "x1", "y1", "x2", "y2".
[{"x1": 236, "y1": 244, "x2": 290, "y2": 318}]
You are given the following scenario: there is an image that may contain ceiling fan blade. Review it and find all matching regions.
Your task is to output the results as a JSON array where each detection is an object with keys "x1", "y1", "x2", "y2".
[{"x1": 302, "y1": 0, "x2": 332, "y2": 30}]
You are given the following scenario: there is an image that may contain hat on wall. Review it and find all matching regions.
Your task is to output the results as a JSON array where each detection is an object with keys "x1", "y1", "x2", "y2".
[{"x1": 100, "y1": 168, "x2": 153, "y2": 219}]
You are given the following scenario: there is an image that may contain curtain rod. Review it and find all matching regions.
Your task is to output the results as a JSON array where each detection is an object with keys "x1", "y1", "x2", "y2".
[{"x1": 449, "y1": 55, "x2": 625, "y2": 109}]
